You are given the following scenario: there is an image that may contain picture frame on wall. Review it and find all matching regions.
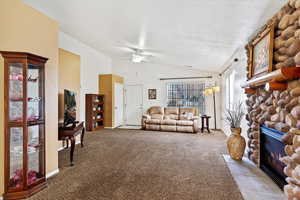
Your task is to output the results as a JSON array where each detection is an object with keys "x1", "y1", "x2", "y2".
[
  {"x1": 249, "y1": 23, "x2": 275, "y2": 79},
  {"x1": 148, "y1": 89, "x2": 157, "y2": 100}
]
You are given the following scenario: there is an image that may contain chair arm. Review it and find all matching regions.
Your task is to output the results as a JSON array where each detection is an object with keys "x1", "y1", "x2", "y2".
[
  {"x1": 142, "y1": 114, "x2": 151, "y2": 120},
  {"x1": 141, "y1": 114, "x2": 151, "y2": 130},
  {"x1": 192, "y1": 118, "x2": 200, "y2": 133}
]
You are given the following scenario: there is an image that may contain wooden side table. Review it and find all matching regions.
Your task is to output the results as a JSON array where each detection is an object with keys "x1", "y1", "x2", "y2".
[
  {"x1": 58, "y1": 122, "x2": 85, "y2": 166},
  {"x1": 201, "y1": 115, "x2": 211, "y2": 133}
]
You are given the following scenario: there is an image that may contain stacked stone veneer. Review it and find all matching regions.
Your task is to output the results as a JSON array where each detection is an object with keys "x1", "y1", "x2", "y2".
[
  {"x1": 246, "y1": 83, "x2": 300, "y2": 163},
  {"x1": 245, "y1": 0, "x2": 300, "y2": 199}
]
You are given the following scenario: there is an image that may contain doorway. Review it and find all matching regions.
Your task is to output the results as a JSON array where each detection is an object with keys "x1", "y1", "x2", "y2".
[
  {"x1": 124, "y1": 85, "x2": 143, "y2": 126},
  {"x1": 114, "y1": 82, "x2": 124, "y2": 128}
]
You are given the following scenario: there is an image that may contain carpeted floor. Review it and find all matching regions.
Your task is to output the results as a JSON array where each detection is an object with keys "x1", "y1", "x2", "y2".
[{"x1": 29, "y1": 129, "x2": 244, "y2": 200}]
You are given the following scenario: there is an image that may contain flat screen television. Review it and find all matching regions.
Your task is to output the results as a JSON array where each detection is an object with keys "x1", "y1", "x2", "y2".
[{"x1": 64, "y1": 89, "x2": 77, "y2": 126}]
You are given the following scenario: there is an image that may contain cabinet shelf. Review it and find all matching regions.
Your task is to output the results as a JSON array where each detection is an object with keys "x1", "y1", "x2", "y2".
[
  {"x1": 93, "y1": 118, "x2": 103, "y2": 122},
  {"x1": 9, "y1": 98, "x2": 24, "y2": 102},
  {"x1": 9, "y1": 78, "x2": 39, "y2": 82},
  {"x1": 27, "y1": 120, "x2": 44, "y2": 126},
  {"x1": 10, "y1": 97, "x2": 42, "y2": 102},
  {"x1": 93, "y1": 102, "x2": 104, "y2": 105},
  {"x1": 94, "y1": 110, "x2": 103, "y2": 114}
]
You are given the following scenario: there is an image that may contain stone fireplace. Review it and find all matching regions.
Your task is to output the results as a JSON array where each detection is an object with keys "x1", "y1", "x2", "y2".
[
  {"x1": 243, "y1": 0, "x2": 300, "y2": 199},
  {"x1": 245, "y1": 85, "x2": 300, "y2": 198},
  {"x1": 260, "y1": 126, "x2": 287, "y2": 189}
]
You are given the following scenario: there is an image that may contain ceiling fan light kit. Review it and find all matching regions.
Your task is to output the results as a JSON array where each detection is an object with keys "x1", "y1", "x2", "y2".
[{"x1": 132, "y1": 53, "x2": 144, "y2": 63}]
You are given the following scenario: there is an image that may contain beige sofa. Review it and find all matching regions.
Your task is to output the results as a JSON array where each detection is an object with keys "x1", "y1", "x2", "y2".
[{"x1": 142, "y1": 106, "x2": 200, "y2": 133}]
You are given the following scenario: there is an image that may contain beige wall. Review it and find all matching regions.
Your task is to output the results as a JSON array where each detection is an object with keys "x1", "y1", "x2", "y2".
[
  {"x1": 99, "y1": 74, "x2": 124, "y2": 128},
  {"x1": 58, "y1": 48, "x2": 81, "y2": 122},
  {"x1": 58, "y1": 49, "x2": 81, "y2": 148},
  {"x1": 0, "y1": 0, "x2": 59, "y2": 196}
]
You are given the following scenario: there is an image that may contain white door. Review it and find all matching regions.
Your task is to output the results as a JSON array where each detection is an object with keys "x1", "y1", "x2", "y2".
[
  {"x1": 125, "y1": 85, "x2": 143, "y2": 126},
  {"x1": 114, "y1": 83, "x2": 124, "y2": 128}
]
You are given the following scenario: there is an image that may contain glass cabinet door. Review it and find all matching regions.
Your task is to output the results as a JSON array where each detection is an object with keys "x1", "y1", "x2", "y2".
[
  {"x1": 27, "y1": 65, "x2": 44, "y2": 121},
  {"x1": 9, "y1": 127, "x2": 24, "y2": 189},
  {"x1": 27, "y1": 125, "x2": 45, "y2": 185},
  {"x1": 27, "y1": 64, "x2": 45, "y2": 186},
  {"x1": 8, "y1": 63, "x2": 24, "y2": 122}
]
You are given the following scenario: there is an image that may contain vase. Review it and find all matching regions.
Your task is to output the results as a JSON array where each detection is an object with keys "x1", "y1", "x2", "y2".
[{"x1": 227, "y1": 128, "x2": 246, "y2": 161}]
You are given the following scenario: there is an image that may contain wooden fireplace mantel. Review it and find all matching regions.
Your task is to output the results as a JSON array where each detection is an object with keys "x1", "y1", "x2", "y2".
[{"x1": 241, "y1": 67, "x2": 300, "y2": 90}]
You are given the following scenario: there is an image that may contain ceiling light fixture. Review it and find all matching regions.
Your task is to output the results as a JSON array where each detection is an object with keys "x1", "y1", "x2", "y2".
[{"x1": 132, "y1": 53, "x2": 143, "y2": 63}]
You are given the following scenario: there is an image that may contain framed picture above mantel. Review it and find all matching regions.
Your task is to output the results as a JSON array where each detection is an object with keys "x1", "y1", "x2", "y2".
[{"x1": 249, "y1": 23, "x2": 275, "y2": 79}]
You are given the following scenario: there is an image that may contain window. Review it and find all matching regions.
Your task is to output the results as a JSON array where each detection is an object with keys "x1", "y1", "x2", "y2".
[
  {"x1": 166, "y1": 81, "x2": 205, "y2": 114},
  {"x1": 225, "y1": 70, "x2": 235, "y2": 110},
  {"x1": 225, "y1": 76, "x2": 230, "y2": 110}
]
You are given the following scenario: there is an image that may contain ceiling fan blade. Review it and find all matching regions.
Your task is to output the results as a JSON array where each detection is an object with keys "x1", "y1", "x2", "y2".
[
  {"x1": 114, "y1": 40, "x2": 163, "y2": 59},
  {"x1": 113, "y1": 45, "x2": 136, "y2": 52}
]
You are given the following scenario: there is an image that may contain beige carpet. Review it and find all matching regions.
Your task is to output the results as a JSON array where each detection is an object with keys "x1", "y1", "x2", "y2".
[{"x1": 30, "y1": 129, "x2": 243, "y2": 200}]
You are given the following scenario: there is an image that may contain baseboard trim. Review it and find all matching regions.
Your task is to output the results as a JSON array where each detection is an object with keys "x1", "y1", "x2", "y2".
[
  {"x1": 46, "y1": 168, "x2": 59, "y2": 179},
  {"x1": 57, "y1": 140, "x2": 81, "y2": 152},
  {"x1": 104, "y1": 127, "x2": 114, "y2": 129},
  {"x1": 105, "y1": 126, "x2": 119, "y2": 129}
]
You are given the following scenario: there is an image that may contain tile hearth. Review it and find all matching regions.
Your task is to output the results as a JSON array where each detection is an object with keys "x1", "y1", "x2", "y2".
[{"x1": 223, "y1": 154, "x2": 285, "y2": 200}]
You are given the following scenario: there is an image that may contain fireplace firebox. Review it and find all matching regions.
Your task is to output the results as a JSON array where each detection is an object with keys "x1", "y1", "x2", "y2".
[{"x1": 260, "y1": 126, "x2": 287, "y2": 189}]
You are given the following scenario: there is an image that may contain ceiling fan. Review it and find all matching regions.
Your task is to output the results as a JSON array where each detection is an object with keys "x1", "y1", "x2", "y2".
[
  {"x1": 114, "y1": 41, "x2": 161, "y2": 63},
  {"x1": 131, "y1": 48, "x2": 153, "y2": 63}
]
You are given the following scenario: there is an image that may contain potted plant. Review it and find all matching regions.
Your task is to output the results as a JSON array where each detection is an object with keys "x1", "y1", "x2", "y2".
[{"x1": 224, "y1": 101, "x2": 246, "y2": 161}]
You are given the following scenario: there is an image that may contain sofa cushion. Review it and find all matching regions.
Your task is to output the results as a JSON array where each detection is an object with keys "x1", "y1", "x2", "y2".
[
  {"x1": 176, "y1": 120, "x2": 193, "y2": 126},
  {"x1": 148, "y1": 106, "x2": 164, "y2": 115},
  {"x1": 164, "y1": 107, "x2": 179, "y2": 115},
  {"x1": 146, "y1": 124, "x2": 160, "y2": 131},
  {"x1": 177, "y1": 126, "x2": 194, "y2": 133},
  {"x1": 161, "y1": 119, "x2": 177, "y2": 125},
  {"x1": 145, "y1": 119, "x2": 161, "y2": 125},
  {"x1": 180, "y1": 112, "x2": 194, "y2": 120},
  {"x1": 164, "y1": 114, "x2": 179, "y2": 120},
  {"x1": 151, "y1": 114, "x2": 164, "y2": 120},
  {"x1": 180, "y1": 107, "x2": 197, "y2": 115},
  {"x1": 161, "y1": 125, "x2": 177, "y2": 132}
]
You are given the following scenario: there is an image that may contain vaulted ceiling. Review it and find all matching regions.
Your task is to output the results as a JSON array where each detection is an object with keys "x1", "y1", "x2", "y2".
[{"x1": 23, "y1": 0, "x2": 286, "y2": 72}]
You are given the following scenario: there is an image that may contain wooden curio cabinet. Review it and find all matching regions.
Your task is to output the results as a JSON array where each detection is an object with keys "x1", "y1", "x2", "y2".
[{"x1": 1, "y1": 51, "x2": 47, "y2": 200}]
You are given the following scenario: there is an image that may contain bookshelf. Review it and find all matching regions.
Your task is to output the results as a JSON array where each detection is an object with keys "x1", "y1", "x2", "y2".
[{"x1": 85, "y1": 94, "x2": 104, "y2": 131}]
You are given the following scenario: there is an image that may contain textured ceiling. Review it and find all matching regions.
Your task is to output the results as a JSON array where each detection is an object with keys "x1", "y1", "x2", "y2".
[{"x1": 23, "y1": 0, "x2": 286, "y2": 72}]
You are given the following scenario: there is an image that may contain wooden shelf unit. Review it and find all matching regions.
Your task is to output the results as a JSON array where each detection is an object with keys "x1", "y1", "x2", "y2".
[{"x1": 85, "y1": 94, "x2": 104, "y2": 131}]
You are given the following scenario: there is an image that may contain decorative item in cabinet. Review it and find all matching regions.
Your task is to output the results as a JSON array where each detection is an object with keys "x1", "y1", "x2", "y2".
[
  {"x1": 85, "y1": 94, "x2": 104, "y2": 131},
  {"x1": 1, "y1": 51, "x2": 48, "y2": 200}
]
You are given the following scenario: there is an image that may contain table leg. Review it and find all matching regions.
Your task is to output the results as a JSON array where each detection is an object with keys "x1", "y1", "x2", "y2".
[
  {"x1": 70, "y1": 137, "x2": 75, "y2": 166},
  {"x1": 201, "y1": 118, "x2": 204, "y2": 133},
  {"x1": 81, "y1": 127, "x2": 85, "y2": 148},
  {"x1": 206, "y1": 118, "x2": 210, "y2": 133},
  {"x1": 65, "y1": 139, "x2": 69, "y2": 149}
]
